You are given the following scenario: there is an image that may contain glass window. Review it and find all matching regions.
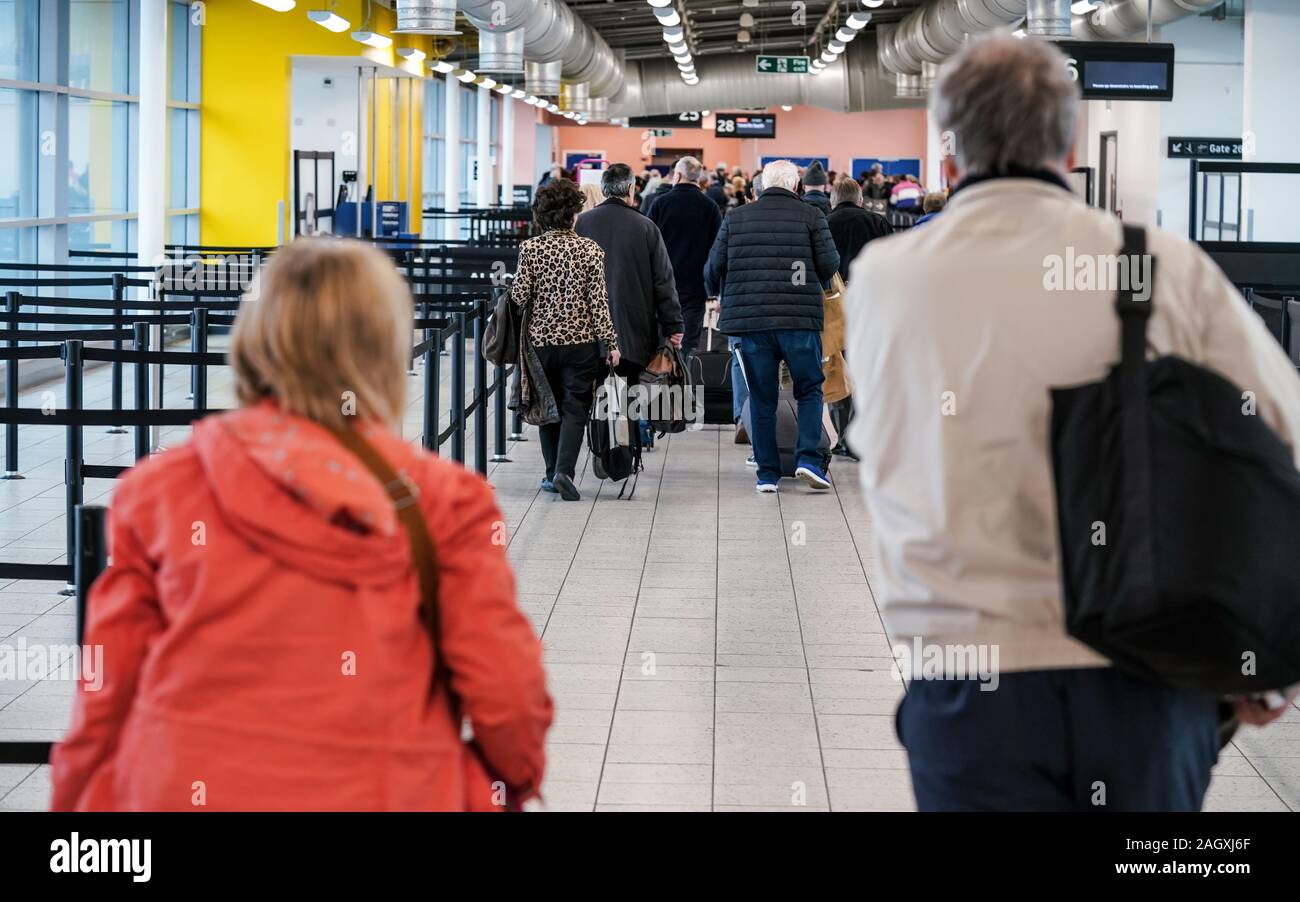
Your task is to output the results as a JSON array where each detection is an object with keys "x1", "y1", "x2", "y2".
[
  {"x1": 168, "y1": 106, "x2": 199, "y2": 209},
  {"x1": 69, "y1": 0, "x2": 131, "y2": 93},
  {"x1": 0, "y1": 226, "x2": 38, "y2": 265},
  {"x1": 168, "y1": 212, "x2": 197, "y2": 244},
  {"x1": 0, "y1": 87, "x2": 39, "y2": 220},
  {"x1": 0, "y1": 0, "x2": 41, "y2": 81},
  {"x1": 168, "y1": 0, "x2": 201, "y2": 103},
  {"x1": 460, "y1": 87, "x2": 476, "y2": 141},
  {"x1": 423, "y1": 78, "x2": 445, "y2": 217},
  {"x1": 68, "y1": 96, "x2": 131, "y2": 215},
  {"x1": 490, "y1": 94, "x2": 499, "y2": 144}
]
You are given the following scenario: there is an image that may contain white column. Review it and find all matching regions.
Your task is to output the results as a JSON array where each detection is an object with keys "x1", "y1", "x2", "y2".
[
  {"x1": 443, "y1": 71, "x2": 461, "y2": 241},
  {"x1": 925, "y1": 102, "x2": 943, "y2": 192},
  {"x1": 500, "y1": 94, "x2": 515, "y2": 205},
  {"x1": 137, "y1": 0, "x2": 168, "y2": 266},
  {"x1": 476, "y1": 84, "x2": 493, "y2": 207},
  {"x1": 1243, "y1": 0, "x2": 1300, "y2": 241}
]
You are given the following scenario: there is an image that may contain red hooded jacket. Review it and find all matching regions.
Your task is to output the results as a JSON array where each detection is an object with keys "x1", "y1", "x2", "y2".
[{"x1": 50, "y1": 402, "x2": 552, "y2": 811}]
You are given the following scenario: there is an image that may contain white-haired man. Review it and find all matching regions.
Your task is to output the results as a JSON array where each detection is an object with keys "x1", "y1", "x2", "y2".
[
  {"x1": 649, "y1": 156, "x2": 723, "y2": 356},
  {"x1": 844, "y1": 35, "x2": 1300, "y2": 811},
  {"x1": 705, "y1": 158, "x2": 840, "y2": 493}
]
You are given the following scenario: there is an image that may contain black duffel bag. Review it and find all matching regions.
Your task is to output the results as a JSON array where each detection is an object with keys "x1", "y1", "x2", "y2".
[{"x1": 1050, "y1": 224, "x2": 1300, "y2": 694}]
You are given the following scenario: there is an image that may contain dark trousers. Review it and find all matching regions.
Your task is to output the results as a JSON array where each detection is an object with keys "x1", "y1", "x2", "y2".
[
  {"x1": 534, "y1": 342, "x2": 602, "y2": 479},
  {"x1": 897, "y1": 667, "x2": 1219, "y2": 812},
  {"x1": 736, "y1": 329, "x2": 824, "y2": 483},
  {"x1": 680, "y1": 296, "x2": 707, "y2": 357}
]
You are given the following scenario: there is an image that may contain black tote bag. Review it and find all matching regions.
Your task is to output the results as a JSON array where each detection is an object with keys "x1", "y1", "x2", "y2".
[{"x1": 1050, "y1": 224, "x2": 1300, "y2": 694}]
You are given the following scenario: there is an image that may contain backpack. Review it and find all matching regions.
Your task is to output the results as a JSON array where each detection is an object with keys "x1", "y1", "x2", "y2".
[{"x1": 586, "y1": 366, "x2": 643, "y2": 498}]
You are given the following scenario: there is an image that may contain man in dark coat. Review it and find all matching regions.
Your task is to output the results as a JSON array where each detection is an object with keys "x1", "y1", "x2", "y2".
[
  {"x1": 800, "y1": 161, "x2": 832, "y2": 216},
  {"x1": 704, "y1": 159, "x2": 840, "y2": 493},
  {"x1": 648, "y1": 156, "x2": 722, "y2": 356},
  {"x1": 575, "y1": 163, "x2": 683, "y2": 378},
  {"x1": 824, "y1": 176, "x2": 892, "y2": 460},
  {"x1": 826, "y1": 176, "x2": 892, "y2": 282},
  {"x1": 639, "y1": 174, "x2": 673, "y2": 219},
  {"x1": 705, "y1": 173, "x2": 729, "y2": 212}
]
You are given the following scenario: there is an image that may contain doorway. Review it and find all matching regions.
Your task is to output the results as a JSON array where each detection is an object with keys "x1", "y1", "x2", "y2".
[{"x1": 1099, "y1": 131, "x2": 1119, "y2": 216}]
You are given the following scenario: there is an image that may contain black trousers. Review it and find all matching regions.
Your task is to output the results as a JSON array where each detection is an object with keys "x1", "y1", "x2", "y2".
[
  {"x1": 680, "y1": 296, "x2": 707, "y2": 357},
  {"x1": 534, "y1": 341, "x2": 602, "y2": 479}
]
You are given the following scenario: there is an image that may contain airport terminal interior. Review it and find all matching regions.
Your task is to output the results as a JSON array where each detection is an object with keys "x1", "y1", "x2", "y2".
[{"x1": 1, "y1": 0, "x2": 1298, "y2": 817}]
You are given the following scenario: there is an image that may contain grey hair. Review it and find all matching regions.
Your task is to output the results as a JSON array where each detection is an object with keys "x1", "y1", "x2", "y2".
[
  {"x1": 752, "y1": 172, "x2": 763, "y2": 195},
  {"x1": 932, "y1": 35, "x2": 1080, "y2": 175},
  {"x1": 601, "y1": 162, "x2": 635, "y2": 199},
  {"x1": 761, "y1": 159, "x2": 800, "y2": 192},
  {"x1": 674, "y1": 155, "x2": 703, "y2": 183},
  {"x1": 832, "y1": 176, "x2": 862, "y2": 207}
]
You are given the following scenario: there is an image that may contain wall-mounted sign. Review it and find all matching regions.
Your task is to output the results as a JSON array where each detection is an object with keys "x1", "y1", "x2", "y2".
[
  {"x1": 1052, "y1": 40, "x2": 1175, "y2": 101},
  {"x1": 715, "y1": 112, "x2": 776, "y2": 139},
  {"x1": 756, "y1": 55, "x2": 809, "y2": 75},
  {"x1": 1167, "y1": 137, "x2": 1243, "y2": 160},
  {"x1": 627, "y1": 112, "x2": 704, "y2": 129}
]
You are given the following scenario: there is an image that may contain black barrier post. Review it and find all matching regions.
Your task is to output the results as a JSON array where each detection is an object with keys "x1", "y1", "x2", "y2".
[
  {"x1": 423, "y1": 326, "x2": 441, "y2": 451},
  {"x1": 107, "y1": 273, "x2": 127, "y2": 433},
  {"x1": 3, "y1": 291, "x2": 21, "y2": 479},
  {"x1": 62, "y1": 340, "x2": 83, "y2": 596},
  {"x1": 473, "y1": 305, "x2": 487, "y2": 474},
  {"x1": 451, "y1": 313, "x2": 466, "y2": 463},
  {"x1": 510, "y1": 409, "x2": 526, "y2": 442},
  {"x1": 133, "y1": 322, "x2": 150, "y2": 461},
  {"x1": 492, "y1": 363, "x2": 510, "y2": 462},
  {"x1": 74, "y1": 504, "x2": 108, "y2": 646},
  {"x1": 191, "y1": 307, "x2": 208, "y2": 412}
]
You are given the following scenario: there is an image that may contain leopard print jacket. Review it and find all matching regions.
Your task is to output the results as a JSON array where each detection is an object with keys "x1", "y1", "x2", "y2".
[{"x1": 512, "y1": 229, "x2": 620, "y2": 352}]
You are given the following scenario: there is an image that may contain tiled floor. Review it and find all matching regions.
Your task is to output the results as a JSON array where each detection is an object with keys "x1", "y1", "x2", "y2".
[{"x1": 1, "y1": 341, "x2": 1297, "y2": 811}]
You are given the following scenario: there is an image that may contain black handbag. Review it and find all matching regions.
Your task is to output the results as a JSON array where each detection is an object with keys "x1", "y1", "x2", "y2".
[
  {"x1": 640, "y1": 344, "x2": 694, "y2": 435},
  {"x1": 1050, "y1": 224, "x2": 1300, "y2": 694}
]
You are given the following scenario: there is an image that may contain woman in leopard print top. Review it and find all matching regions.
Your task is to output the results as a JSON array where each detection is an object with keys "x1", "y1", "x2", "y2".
[{"x1": 512, "y1": 178, "x2": 620, "y2": 501}]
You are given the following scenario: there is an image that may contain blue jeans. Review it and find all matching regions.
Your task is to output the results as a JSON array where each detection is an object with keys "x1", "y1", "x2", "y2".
[
  {"x1": 728, "y1": 335, "x2": 748, "y2": 422},
  {"x1": 897, "y1": 668, "x2": 1219, "y2": 811},
  {"x1": 737, "y1": 329, "x2": 824, "y2": 483}
]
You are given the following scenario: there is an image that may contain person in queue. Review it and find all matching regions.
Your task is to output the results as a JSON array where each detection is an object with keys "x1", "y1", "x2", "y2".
[
  {"x1": 843, "y1": 34, "x2": 1300, "y2": 812},
  {"x1": 649, "y1": 155, "x2": 723, "y2": 357},
  {"x1": 705, "y1": 158, "x2": 840, "y2": 494},
  {"x1": 800, "y1": 161, "x2": 832, "y2": 216},
  {"x1": 824, "y1": 176, "x2": 892, "y2": 461},
  {"x1": 513, "y1": 178, "x2": 621, "y2": 502},
  {"x1": 575, "y1": 162, "x2": 684, "y2": 381},
  {"x1": 915, "y1": 191, "x2": 948, "y2": 226},
  {"x1": 50, "y1": 238, "x2": 553, "y2": 811}
]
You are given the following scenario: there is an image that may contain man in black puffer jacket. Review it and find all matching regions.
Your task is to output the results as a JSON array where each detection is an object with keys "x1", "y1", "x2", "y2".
[{"x1": 704, "y1": 159, "x2": 840, "y2": 494}]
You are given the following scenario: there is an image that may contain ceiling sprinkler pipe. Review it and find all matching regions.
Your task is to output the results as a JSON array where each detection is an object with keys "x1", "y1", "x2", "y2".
[{"x1": 392, "y1": 0, "x2": 459, "y2": 35}]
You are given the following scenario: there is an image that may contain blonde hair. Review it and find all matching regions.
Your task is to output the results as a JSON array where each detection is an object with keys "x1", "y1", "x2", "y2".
[
  {"x1": 230, "y1": 237, "x2": 412, "y2": 430},
  {"x1": 580, "y1": 182, "x2": 604, "y2": 213}
]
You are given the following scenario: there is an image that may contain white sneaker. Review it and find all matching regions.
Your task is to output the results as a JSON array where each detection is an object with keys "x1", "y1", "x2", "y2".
[{"x1": 756, "y1": 479, "x2": 779, "y2": 494}]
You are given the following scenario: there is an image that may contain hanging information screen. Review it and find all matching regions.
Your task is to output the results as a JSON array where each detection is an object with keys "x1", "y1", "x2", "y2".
[
  {"x1": 715, "y1": 112, "x2": 777, "y2": 139},
  {"x1": 1052, "y1": 40, "x2": 1175, "y2": 101},
  {"x1": 627, "y1": 112, "x2": 704, "y2": 129}
]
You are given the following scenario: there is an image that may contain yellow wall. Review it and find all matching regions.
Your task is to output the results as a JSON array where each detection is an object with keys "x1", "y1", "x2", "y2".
[{"x1": 201, "y1": 0, "x2": 424, "y2": 246}]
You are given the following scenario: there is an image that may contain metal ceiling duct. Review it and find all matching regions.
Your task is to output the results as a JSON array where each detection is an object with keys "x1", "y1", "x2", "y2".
[
  {"x1": 587, "y1": 96, "x2": 610, "y2": 123},
  {"x1": 392, "y1": 0, "x2": 458, "y2": 35},
  {"x1": 526, "y1": 59, "x2": 563, "y2": 96},
  {"x1": 612, "y1": 35, "x2": 923, "y2": 117},
  {"x1": 1071, "y1": 0, "x2": 1227, "y2": 39},
  {"x1": 460, "y1": 0, "x2": 623, "y2": 98},
  {"x1": 476, "y1": 26, "x2": 525, "y2": 72},
  {"x1": 1026, "y1": 0, "x2": 1072, "y2": 35},
  {"x1": 561, "y1": 81, "x2": 591, "y2": 114}
]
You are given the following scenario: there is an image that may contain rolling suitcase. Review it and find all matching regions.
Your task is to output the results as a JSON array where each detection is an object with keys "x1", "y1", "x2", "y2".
[
  {"x1": 693, "y1": 326, "x2": 734, "y2": 426},
  {"x1": 734, "y1": 345, "x2": 831, "y2": 477}
]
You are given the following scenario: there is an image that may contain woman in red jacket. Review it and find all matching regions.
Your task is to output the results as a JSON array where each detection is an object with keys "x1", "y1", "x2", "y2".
[{"x1": 50, "y1": 239, "x2": 553, "y2": 811}]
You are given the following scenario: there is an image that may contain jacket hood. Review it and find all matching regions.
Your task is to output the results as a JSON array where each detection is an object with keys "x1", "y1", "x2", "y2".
[{"x1": 191, "y1": 402, "x2": 411, "y2": 588}]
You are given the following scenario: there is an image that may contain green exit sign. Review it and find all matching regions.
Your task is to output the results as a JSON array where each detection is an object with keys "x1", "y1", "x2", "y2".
[{"x1": 756, "y1": 55, "x2": 810, "y2": 75}]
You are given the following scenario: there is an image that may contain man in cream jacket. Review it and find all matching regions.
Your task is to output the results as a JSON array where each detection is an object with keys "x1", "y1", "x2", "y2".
[{"x1": 844, "y1": 35, "x2": 1300, "y2": 811}]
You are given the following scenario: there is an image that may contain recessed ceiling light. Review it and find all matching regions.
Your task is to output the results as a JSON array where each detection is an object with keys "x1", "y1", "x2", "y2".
[
  {"x1": 739, "y1": 12, "x2": 755, "y2": 28},
  {"x1": 781, "y1": 105, "x2": 792, "y2": 111},
  {"x1": 307, "y1": 9, "x2": 348, "y2": 31},
  {"x1": 738, "y1": 29, "x2": 751, "y2": 43},
  {"x1": 351, "y1": 30, "x2": 392, "y2": 48}
]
